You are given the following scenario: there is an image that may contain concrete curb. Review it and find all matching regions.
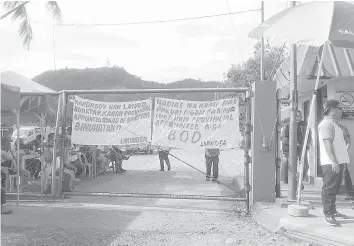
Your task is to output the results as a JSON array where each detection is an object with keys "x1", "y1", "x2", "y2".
[
  {"x1": 231, "y1": 176, "x2": 245, "y2": 197},
  {"x1": 252, "y1": 203, "x2": 354, "y2": 246},
  {"x1": 12, "y1": 202, "x2": 235, "y2": 214},
  {"x1": 281, "y1": 229, "x2": 354, "y2": 246},
  {"x1": 252, "y1": 203, "x2": 285, "y2": 233}
]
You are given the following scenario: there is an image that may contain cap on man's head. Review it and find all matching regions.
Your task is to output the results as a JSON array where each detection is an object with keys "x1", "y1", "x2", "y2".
[{"x1": 321, "y1": 100, "x2": 341, "y2": 116}]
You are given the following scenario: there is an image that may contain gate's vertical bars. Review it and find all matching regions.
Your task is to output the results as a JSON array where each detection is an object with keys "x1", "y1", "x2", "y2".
[
  {"x1": 244, "y1": 91, "x2": 252, "y2": 212},
  {"x1": 275, "y1": 89, "x2": 282, "y2": 198},
  {"x1": 91, "y1": 146, "x2": 97, "y2": 179},
  {"x1": 59, "y1": 92, "x2": 67, "y2": 196},
  {"x1": 16, "y1": 109, "x2": 20, "y2": 206},
  {"x1": 150, "y1": 97, "x2": 154, "y2": 147},
  {"x1": 52, "y1": 93, "x2": 63, "y2": 199}
]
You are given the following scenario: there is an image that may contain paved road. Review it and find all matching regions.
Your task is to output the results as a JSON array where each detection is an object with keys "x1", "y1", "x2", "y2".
[
  {"x1": 0, "y1": 149, "x2": 310, "y2": 246},
  {"x1": 73, "y1": 149, "x2": 245, "y2": 197},
  {"x1": 1, "y1": 201, "x2": 308, "y2": 246}
]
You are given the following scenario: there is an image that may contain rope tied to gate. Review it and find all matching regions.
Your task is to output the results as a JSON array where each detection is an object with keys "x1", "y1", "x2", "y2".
[{"x1": 158, "y1": 147, "x2": 239, "y2": 192}]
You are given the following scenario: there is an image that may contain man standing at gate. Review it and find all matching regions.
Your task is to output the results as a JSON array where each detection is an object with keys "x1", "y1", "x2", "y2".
[
  {"x1": 205, "y1": 148, "x2": 219, "y2": 181},
  {"x1": 337, "y1": 123, "x2": 354, "y2": 200},
  {"x1": 110, "y1": 146, "x2": 129, "y2": 173},
  {"x1": 318, "y1": 100, "x2": 349, "y2": 226},
  {"x1": 158, "y1": 146, "x2": 171, "y2": 171},
  {"x1": 280, "y1": 110, "x2": 310, "y2": 190}
]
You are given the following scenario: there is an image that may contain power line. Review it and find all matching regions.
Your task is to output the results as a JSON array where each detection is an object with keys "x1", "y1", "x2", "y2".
[
  {"x1": 225, "y1": 1, "x2": 239, "y2": 35},
  {"x1": 56, "y1": 9, "x2": 261, "y2": 27},
  {"x1": 224, "y1": 0, "x2": 244, "y2": 68}
]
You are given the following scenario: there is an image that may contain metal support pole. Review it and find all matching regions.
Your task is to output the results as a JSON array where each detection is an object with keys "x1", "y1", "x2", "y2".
[
  {"x1": 260, "y1": 1, "x2": 265, "y2": 81},
  {"x1": 244, "y1": 92, "x2": 252, "y2": 212},
  {"x1": 64, "y1": 87, "x2": 250, "y2": 95},
  {"x1": 297, "y1": 44, "x2": 327, "y2": 204},
  {"x1": 275, "y1": 90, "x2": 282, "y2": 198},
  {"x1": 52, "y1": 24, "x2": 57, "y2": 71},
  {"x1": 288, "y1": 0, "x2": 298, "y2": 201},
  {"x1": 59, "y1": 92, "x2": 67, "y2": 196},
  {"x1": 51, "y1": 93, "x2": 63, "y2": 198}
]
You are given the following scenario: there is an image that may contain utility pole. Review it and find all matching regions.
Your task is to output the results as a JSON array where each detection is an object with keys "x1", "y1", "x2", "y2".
[
  {"x1": 260, "y1": 1, "x2": 265, "y2": 80},
  {"x1": 288, "y1": 1, "x2": 298, "y2": 201}
]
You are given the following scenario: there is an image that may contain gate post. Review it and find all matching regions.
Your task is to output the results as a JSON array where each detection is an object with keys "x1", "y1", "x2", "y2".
[
  {"x1": 251, "y1": 81, "x2": 276, "y2": 204},
  {"x1": 59, "y1": 91, "x2": 68, "y2": 196}
]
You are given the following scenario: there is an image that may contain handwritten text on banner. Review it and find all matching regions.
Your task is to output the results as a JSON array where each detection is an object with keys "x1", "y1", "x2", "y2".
[
  {"x1": 151, "y1": 97, "x2": 241, "y2": 149},
  {"x1": 71, "y1": 96, "x2": 151, "y2": 145}
]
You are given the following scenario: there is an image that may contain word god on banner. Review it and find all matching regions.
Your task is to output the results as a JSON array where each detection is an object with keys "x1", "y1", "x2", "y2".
[{"x1": 152, "y1": 97, "x2": 241, "y2": 149}]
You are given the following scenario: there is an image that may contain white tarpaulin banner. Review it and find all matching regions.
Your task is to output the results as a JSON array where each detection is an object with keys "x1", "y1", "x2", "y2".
[
  {"x1": 71, "y1": 96, "x2": 151, "y2": 145},
  {"x1": 152, "y1": 97, "x2": 241, "y2": 149}
]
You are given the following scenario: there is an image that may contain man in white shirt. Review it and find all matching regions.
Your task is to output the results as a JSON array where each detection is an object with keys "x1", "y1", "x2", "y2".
[{"x1": 318, "y1": 100, "x2": 349, "y2": 226}]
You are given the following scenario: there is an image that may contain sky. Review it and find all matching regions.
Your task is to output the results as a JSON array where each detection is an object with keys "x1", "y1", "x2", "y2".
[{"x1": 0, "y1": 0, "x2": 289, "y2": 83}]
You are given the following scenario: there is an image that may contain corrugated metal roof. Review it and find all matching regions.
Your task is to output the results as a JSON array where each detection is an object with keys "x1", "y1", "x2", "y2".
[{"x1": 275, "y1": 44, "x2": 354, "y2": 98}]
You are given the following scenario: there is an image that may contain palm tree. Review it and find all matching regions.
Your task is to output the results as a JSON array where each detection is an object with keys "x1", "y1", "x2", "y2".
[{"x1": 1, "y1": 1, "x2": 61, "y2": 49}]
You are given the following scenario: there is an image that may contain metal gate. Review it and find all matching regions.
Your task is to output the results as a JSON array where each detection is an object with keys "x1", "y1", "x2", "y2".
[{"x1": 56, "y1": 88, "x2": 252, "y2": 211}]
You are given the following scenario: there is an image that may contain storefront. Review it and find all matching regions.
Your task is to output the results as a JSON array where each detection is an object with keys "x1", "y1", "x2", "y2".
[{"x1": 276, "y1": 44, "x2": 354, "y2": 181}]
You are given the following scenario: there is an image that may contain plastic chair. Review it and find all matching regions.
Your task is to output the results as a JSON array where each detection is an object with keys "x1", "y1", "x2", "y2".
[
  {"x1": 8, "y1": 174, "x2": 18, "y2": 192},
  {"x1": 77, "y1": 152, "x2": 93, "y2": 179}
]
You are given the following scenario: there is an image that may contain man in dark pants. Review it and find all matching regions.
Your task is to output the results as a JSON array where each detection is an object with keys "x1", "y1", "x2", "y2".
[
  {"x1": 110, "y1": 146, "x2": 129, "y2": 173},
  {"x1": 158, "y1": 146, "x2": 171, "y2": 171},
  {"x1": 205, "y1": 148, "x2": 219, "y2": 181},
  {"x1": 280, "y1": 110, "x2": 310, "y2": 190},
  {"x1": 337, "y1": 123, "x2": 354, "y2": 200},
  {"x1": 318, "y1": 100, "x2": 349, "y2": 226}
]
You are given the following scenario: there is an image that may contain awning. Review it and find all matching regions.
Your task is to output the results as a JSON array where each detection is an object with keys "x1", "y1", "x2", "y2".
[{"x1": 275, "y1": 44, "x2": 354, "y2": 98}]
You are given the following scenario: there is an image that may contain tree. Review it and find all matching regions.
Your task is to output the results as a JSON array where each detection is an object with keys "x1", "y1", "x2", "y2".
[
  {"x1": 2, "y1": 1, "x2": 61, "y2": 49},
  {"x1": 224, "y1": 40, "x2": 288, "y2": 138},
  {"x1": 225, "y1": 40, "x2": 288, "y2": 88}
]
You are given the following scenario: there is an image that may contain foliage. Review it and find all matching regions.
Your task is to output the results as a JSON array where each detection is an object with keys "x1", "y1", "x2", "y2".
[
  {"x1": 225, "y1": 40, "x2": 288, "y2": 87},
  {"x1": 33, "y1": 67, "x2": 225, "y2": 102},
  {"x1": 2, "y1": 1, "x2": 61, "y2": 49},
  {"x1": 32, "y1": 40, "x2": 288, "y2": 139},
  {"x1": 223, "y1": 40, "x2": 288, "y2": 134}
]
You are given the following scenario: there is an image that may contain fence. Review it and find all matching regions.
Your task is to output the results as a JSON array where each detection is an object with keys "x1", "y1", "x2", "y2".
[
  {"x1": 60, "y1": 88, "x2": 252, "y2": 211},
  {"x1": 2, "y1": 91, "x2": 61, "y2": 203},
  {"x1": 2, "y1": 88, "x2": 252, "y2": 212}
]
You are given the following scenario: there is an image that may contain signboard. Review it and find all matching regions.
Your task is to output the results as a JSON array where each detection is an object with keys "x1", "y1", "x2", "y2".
[
  {"x1": 152, "y1": 97, "x2": 241, "y2": 149},
  {"x1": 335, "y1": 89, "x2": 354, "y2": 118},
  {"x1": 71, "y1": 96, "x2": 151, "y2": 145}
]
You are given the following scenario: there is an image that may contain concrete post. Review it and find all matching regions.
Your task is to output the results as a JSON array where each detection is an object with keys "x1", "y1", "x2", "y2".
[{"x1": 251, "y1": 80, "x2": 276, "y2": 204}]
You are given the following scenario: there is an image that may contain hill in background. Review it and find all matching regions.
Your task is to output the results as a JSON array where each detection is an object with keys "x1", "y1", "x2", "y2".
[{"x1": 33, "y1": 67, "x2": 227, "y2": 102}]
